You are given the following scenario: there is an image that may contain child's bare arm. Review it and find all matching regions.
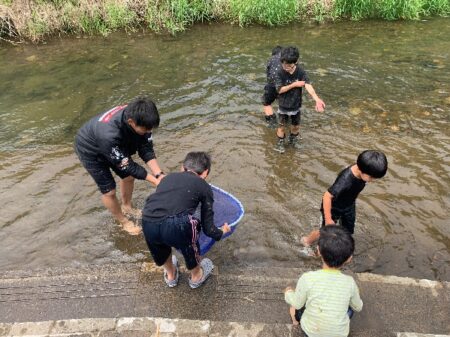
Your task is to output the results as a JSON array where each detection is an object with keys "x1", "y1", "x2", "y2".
[
  {"x1": 350, "y1": 281, "x2": 363, "y2": 312},
  {"x1": 284, "y1": 276, "x2": 307, "y2": 309},
  {"x1": 322, "y1": 191, "x2": 335, "y2": 225},
  {"x1": 304, "y1": 83, "x2": 325, "y2": 112},
  {"x1": 278, "y1": 81, "x2": 305, "y2": 94}
]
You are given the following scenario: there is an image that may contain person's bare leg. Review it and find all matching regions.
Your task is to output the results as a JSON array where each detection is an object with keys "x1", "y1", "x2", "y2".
[
  {"x1": 120, "y1": 176, "x2": 142, "y2": 218},
  {"x1": 120, "y1": 176, "x2": 134, "y2": 210},
  {"x1": 162, "y1": 253, "x2": 176, "y2": 281},
  {"x1": 290, "y1": 125, "x2": 300, "y2": 136},
  {"x1": 101, "y1": 189, "x2": 141, "y2": 235},
  {"x1": 190, "y1": 264, "x2": 203, "y2": 283},
  {"x1": 289, "y1": 306, "x2": 300, "y2": 326},
  {"x1": 301, "y1": 230, "x2": 320, "y2": 246},
  {"x1": 263, "y1": 105, "x2": 274, "y2": 116},
  {"x1": 276, "y1": 125, "x2": 285, "y2": 139}
]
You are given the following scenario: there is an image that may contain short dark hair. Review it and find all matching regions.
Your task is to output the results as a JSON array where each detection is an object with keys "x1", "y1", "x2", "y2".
[
  {"x1": 319, "y1": 226, "x2": 354, "y2": 268},
  {"x1": 124, "y1": 96, "x2": 160, "y2": 129},
  {"x1": 272, "y1": 45, "x2": 283, "y2": 56},
  {"x1": 357, "y1": 150, "x2": 388, "y2": 179},
  {"x1": 280, "y1": 46, "x2": 299, "y2": 64},
  {"x1": 183, "y1": 152, "x2": 211, "y2": 175}
]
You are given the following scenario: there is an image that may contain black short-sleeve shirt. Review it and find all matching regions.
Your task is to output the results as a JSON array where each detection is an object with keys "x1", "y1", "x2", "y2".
[
  {"x1": 328, "y1": 166, "x2": 366, "y2": 210},
  {"x1": 274, "y1": 66, "x2": 310, "y2": 111}
]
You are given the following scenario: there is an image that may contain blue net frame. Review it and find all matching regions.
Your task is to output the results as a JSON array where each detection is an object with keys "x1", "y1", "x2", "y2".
[{"x1": 196, "y1": 184, "x2": 244, "y2": 255}]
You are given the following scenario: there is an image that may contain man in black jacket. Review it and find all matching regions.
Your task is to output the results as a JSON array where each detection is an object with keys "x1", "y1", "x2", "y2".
[{"x1": 75, "y1": 97, "x2": 165, "y2": 235}]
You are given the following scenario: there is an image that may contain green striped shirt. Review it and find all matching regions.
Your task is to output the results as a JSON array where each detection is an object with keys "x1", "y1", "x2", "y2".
[{"x1": 285, "y1": 269, "x2": 363, "y2": 337}]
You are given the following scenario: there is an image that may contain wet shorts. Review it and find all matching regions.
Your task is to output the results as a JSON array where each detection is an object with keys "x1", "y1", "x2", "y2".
[
  {"x1": 142, "y1": 213, "x2": 201, "y2": 270},
  {"x1": 321, "y1": 203, "x2": 356, "y2": 234},
  {"x1": 262, "y1": 84, "x2": 278, "y2": 106},
  {"x1": 278, "y1": 111, "x2": 301, "y2": 126},
  {"x1": 75, "y1": 140, "x2": 129, "y2": 194}
]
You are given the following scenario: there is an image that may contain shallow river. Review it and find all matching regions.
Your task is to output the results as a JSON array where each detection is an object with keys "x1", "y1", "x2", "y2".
[{"x1": 0, "y1": 18, "x2": 449, "y2": 280}]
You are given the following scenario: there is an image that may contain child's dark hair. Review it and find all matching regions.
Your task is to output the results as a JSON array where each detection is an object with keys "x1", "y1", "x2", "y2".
[
  {"x1": 183, "y1": 152, "x2": 211, "y2": 175},
  {"x1": 319, "y1": 226, "x2": 354, "y2": 268},
  {"x1": 124, "y1": 96, "x2": 160, "y2": 129},
  {"x1": 272, "y1": 45, "x2": 283, "y2": 56},
  {"x1": 280, "y1": 46, "x2": 299, "y2": 64},
  {"x1": 357, "y1": 150, "x2": 388, "y2": 179}
]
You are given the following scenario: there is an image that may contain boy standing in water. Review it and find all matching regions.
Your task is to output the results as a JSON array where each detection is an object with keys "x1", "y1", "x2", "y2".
[
  {"x1": 262, "y1": 45, "x2": 283, "y2": 128},
  {"x1": 301, "y1": 150, "x2": 388, "y2": 247},
  {"x1": 273, "y1": 46, "x2": 325, "y2": 153},
  {"x1": 285, "y1": 225, "x2": 363, "y2": 336},
  {"x1": 142, "y1": 152, "x2": 231, "y2": 288},
  {"x1": 75, "y1": 97, "x2": 165, "y2": 235}
]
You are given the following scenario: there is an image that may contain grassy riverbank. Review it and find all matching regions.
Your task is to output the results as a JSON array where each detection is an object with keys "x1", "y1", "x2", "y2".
[{"x1": 1, "y1": 0, "x2": 449, "y2": 42}]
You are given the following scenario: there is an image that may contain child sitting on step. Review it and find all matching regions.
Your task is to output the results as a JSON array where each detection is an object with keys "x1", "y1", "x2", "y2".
[{"x1": 284, "y1": 225, "x2": 363, "y2": 337}]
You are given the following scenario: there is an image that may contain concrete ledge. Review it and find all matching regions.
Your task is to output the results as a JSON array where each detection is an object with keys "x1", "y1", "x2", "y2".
[
  {"x1": 358, "y1": 273, "x2": 450, "y2": 289},
  {"x1": 1, "y1": 317, "x2": 449, "y2": 337},
  {"x1": 0, "y1": 317, "x2": 293, "y2": 337},
  {"x1": 397, "y1": 334, "x2": 450, "y2": 337}
]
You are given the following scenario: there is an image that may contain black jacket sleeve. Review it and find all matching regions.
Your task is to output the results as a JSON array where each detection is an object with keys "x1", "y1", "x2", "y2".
[
  {"x1": 200, "y1": 184, "x2": 223, "y2": 241},
  {"x1": 137, "y1": 133, "x2": 156, "y2": 163},
  {"x1": 99, "y1": 138, "x2": 148, "y2": 180}
]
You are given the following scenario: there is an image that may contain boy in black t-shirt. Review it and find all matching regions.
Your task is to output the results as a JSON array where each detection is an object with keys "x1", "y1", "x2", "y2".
[
  {"x1": 273, "y1": 46, "x2": 325, "y2": 153},
  {"x1": 142, "y1": 152, "x2": 231, "y2": 289},
  {"x1": 262, "y1": 46, "x2": 282, "y2": 128},
  {"x1": 301, "y1": 150, "x2": 388, "y2": 248}
]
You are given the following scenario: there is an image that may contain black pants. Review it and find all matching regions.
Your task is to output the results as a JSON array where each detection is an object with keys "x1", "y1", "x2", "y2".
[{"x1": 142, "y1": 213, "x2": 201, "y2": 270}]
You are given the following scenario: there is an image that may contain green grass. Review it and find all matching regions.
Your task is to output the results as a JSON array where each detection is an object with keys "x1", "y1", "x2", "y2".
[
  {"x1": 378, "y1": 0, "x2": 424, "y2": 20},
  {"x1": 105, "y1": 1, "x2": 136, "y2": 31},
  {"x1": 2, "y1": 0, "x2": 450, "y2": 42},
  {"x1": 79, "y1": 7, "x2": 109, "y2": 35},
  {"x1": 27, "y1": 9, "x2": 52, "y2": 40},
  {"x1": 333, "y1": 0, "x2": 450, "y2": 20},
  {"x1": 228, "y1": 0, "x2": 299, "y2": 26},
  {"x1": 422, "y1": 0, "x2": 450, "y2": 15},
  {"x1": 333, "y1": 0, "x2": 376, "y2": 20},
  {"x1": 145, "y1": 0, "x2": 213, "y2": 34}
]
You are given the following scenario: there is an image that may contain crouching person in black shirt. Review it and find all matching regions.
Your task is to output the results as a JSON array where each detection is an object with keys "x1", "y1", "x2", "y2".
[
  {"x1": 75, "y1": 97, "x2": 165, "y2": 236},
  {"x1": 142, "y1": 152, "x2": 231, "y2": 289}
]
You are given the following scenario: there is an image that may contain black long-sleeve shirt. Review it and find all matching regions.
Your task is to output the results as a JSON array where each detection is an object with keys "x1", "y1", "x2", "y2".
[
  {"x1": 142, "y1": 171, "x2": 223, "y2": 241},
  {"x1": 75, "y1": 105, "x2": 156, "y2": 180}
]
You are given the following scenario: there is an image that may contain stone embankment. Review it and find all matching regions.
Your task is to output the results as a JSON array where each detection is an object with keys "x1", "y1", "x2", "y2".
[{"x1": 0, "y1": 263, "x2": 448, "y2": 336}]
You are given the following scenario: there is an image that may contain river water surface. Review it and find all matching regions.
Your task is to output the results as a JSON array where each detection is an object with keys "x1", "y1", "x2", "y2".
[{"x1": 0, "y1": 19, "x2": 449, "y2": 280}]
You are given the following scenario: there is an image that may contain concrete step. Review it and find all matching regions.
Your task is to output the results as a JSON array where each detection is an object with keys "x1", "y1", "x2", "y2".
[
  {"x1": 0, "y1": 317, "x2": 449, "y2": 337},
  {"x1": 0, "y1": 263, "x2": 448, "y2": 336}
]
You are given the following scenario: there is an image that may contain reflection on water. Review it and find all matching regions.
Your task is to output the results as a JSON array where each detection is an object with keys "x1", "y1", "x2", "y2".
[{"x1": 0, "y1": 19, "x2": 449, "y2": 280}]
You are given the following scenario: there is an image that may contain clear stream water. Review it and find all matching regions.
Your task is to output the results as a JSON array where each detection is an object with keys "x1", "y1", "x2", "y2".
[{"x1": 0, "y1": 18, "x2": 449, "y2": 280}]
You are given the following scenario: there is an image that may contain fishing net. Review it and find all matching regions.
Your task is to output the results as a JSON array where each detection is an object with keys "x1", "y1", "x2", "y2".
[{"x1": 196, "y1": 184, "x2": 244, "y2": 255}]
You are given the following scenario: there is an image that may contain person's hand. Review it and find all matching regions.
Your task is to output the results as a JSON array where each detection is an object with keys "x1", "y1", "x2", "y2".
[
  {"x1": 295, "y1": 80, "x2": 306, "y2": 88},
  {"x1": 315, "y1": 98, "x2": 325, "y2": 112},
  {"x1": 222, "y1": 223, "x2": 232, "y2": 234},
  {"x1": 155, "y1": 173, "x2": 166, "y2": 186},
  {"x1": 284, "y1": 286, "x2": 294, "y2": 293},
  {"x1": 325, "y1": 221, "x2": 336, "y2": 226}
]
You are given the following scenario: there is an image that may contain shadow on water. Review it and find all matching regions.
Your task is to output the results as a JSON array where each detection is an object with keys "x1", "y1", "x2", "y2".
[{"x1": 0, "y1": 19, "x2": 449, "y2": 280}]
